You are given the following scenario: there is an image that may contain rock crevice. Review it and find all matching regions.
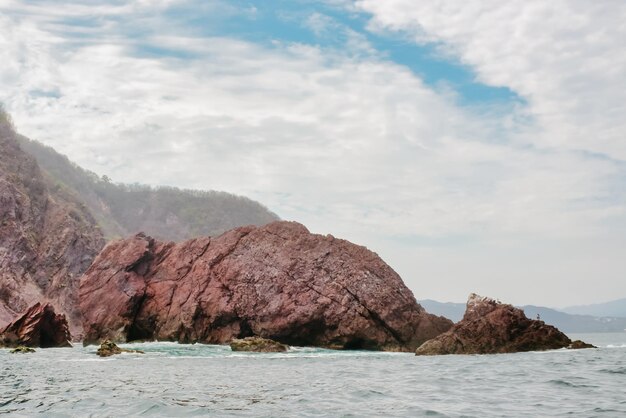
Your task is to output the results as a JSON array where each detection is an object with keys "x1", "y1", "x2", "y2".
[{"x1": 0, "y1": 303, "x2": 72, "y2": 348}]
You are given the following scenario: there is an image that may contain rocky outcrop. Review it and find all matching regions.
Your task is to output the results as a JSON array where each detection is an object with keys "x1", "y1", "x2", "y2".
[
  {"x1": 80, "y1": 221, "x2": 452, "y2": 351},
  {"x1": 568, "y1": 340, "x2": 596, "y2": 349},
  {"x1": 0, "y1": 303, "x2": 72, "y2": 348},
  {"x1": 96, "y1": 340, "x2": 144, "y2": 357},
  {"x1": 10, "y1": 346, "x2": 36, "y2": 354},
  {"x1": 230, "y1": 336, "x2": 288, "y2": 352},
  {"x1": 415, "y1": 294, "x2": 579, "y2": 355},
  {"x1": 0, "y1": 121, "x2": 105, "y2": 337}
]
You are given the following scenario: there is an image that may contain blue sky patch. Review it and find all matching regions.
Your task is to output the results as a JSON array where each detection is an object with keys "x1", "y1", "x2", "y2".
[{"x1": 44, "y1": 0, "x2": 523, "y2": 109}]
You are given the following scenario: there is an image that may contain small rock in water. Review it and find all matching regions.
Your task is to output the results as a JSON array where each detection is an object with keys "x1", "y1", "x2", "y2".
[
  {"x1": 10, "y1": 346, "x2": 36, "y2": 354},
  {"x1": 568, "y1": 340, "x2": 596, "y2": 349},
  {"x1": 96, "y1": 340, "x2": 144, "y2": 357},
  {"x1": 230, "y1": 337, "x2": 288, "y2": 352}
]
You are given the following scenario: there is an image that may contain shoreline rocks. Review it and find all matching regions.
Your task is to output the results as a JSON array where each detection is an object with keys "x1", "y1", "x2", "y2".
[
  {"x1": 80, "y1": 221, "x2": 452, "y2": 351},
  {"x1": 230, "y1": 337, "x2": 289, "y2": 352},
  {"x1": 568, "y1": 340, "x2": 596, "y2": 349},
  {"x1": 10, "y1": 346, "x2": 36, "y2": 354},
  {"x1": 0, "y1": 303, "x2": 72, "y2": 348},
  {"x1": 416, "y1": 293, "x2": 592, "y2": 356}
]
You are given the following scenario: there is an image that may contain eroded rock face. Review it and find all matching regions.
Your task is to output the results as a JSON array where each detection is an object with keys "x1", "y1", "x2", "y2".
[
  {"x1": 0, "y1": 303, "x2": 72, "y2": 348},
  {"x1": 415, "y1": 294, "x2": 575, "y2": 355},
  {"x1": 230, "y1": 337, "x2": 288, "y2": 352},
  {"x1": 80, "y1": 221, "x2": 452, "y2": 351},
  {"x1": 0, "y1": 125, "x2": 105, "y2": 337}
]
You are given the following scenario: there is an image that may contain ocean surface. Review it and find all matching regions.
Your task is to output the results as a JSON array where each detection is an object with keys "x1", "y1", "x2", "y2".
[{"x1": 1, "y1": 333, "x2": 625, "y2": 417}]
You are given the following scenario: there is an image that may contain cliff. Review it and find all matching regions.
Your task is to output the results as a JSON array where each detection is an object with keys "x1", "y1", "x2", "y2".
[
  {"x1": 80, "y1": 221, "x2": 452, "y2": 351},
  {"x1": 0, "y1": 121, "x2": 105, "y2": 337}
]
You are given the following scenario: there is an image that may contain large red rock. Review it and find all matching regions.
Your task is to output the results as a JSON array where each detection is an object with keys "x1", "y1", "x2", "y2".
[
  {"x1": 0, "y1": 302, "x2": 72, "y2": 348},
  {"x1": 0, "y1": 122, "x2": 105, "y2": 337},
  {"x1": 80, "y1": 221, "x2": 452, "y2": 351},
  {"x1": 415, "y1": 293, "x2": 575, "y2": 355}
]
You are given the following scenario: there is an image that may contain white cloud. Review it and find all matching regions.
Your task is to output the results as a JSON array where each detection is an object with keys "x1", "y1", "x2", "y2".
[
  {"x1": 0, "y1": 1, "x2": 625, "y2": 305},
  {"x1": 355, "y1": 0, "x2": 626, "y2": 159}
]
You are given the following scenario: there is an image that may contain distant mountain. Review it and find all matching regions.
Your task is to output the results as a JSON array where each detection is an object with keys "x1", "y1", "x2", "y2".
[
  {"x1": 419, "y1": 300, "x2": 465, "y2": 323},
  {"x1": 418, "y1": 299, "x2": 626, "y2": 333},
  {"x1": 16, "y1": 135, "x2": 279, "y2": 242},
  {"x1": 520, "y1": 305, "x2": 626, "y2": 333},
  {"x1": 562, "y1": 298, "x2": 626, "y2": 318}
]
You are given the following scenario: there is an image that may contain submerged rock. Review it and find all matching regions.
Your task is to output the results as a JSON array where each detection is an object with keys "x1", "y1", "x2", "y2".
[
  {"x1": 230, "y1": 337, "x2": 289, "y2": 352},
  {"x1": 80, "y1": 221, "x2": 452, "y2": 351},
  {"x1": 10, "y1": 346, "x2": 36, "y2": 354},
  {"x1": 415, "y1": 293, "x2": 585, "y2": 355},
  {"x1": 96, "y1": 340, "x2": 144, "y2": 357},
  {"x1": 0, "y1": 303, "x2": 72, "y2": 348},
  {"x1": 568, "y1": 340, "x2": 596, "y2": 349}
]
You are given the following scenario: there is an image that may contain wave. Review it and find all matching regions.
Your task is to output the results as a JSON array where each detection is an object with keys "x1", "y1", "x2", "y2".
[
  {"x1": 600, "y1": 367, "x2": 626, "y2": 375},
  {"x1": 547, "y1": 379, "x2": 598, "y2": 388}
]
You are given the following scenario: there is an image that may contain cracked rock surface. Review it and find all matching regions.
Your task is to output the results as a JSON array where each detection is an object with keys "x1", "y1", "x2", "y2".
[
  {"x1": 0, "y1": 125, "x2": 105, "y2": 338},
  {"x1": 415, "y1": 293, "x2": 576, "y2": 355},
  {"x1": 0, "y1": 302, "x2": 72, "y2": 348},
  {"x1": 80, "y1": 221, "x2": 452, "y2": 351}
]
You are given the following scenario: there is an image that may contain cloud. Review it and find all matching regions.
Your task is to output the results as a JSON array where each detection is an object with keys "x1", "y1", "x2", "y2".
[
  {"x1": 0, "y1": 0, "x2": 625, "y2": 305},
  {"x1": 355, "y1": 0, "x2": 626, "y2": 160}
]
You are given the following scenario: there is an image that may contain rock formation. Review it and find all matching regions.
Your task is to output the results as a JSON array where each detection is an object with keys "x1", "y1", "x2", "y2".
[
  {"x1": 0, "y1": 303, "x2": 72, "y2": 348},
  {"x1": 0, "y1": 122, "x2": 105, "y2": 337},
  {"x1": 415, "y1": 293, "x2": 581, "y2": 355},
  {"x1": 80, "y1": 221, "x2": 452, "y2": 351},
  {"x1": 568, "y1": 340, "x2": 596, "y2": 349},
  {"x1": 230, "y1": 336, "x2": 288, "y2": 352},
  {"x1": 96, "y1": 340, "x2": 144, "y2": 357}
]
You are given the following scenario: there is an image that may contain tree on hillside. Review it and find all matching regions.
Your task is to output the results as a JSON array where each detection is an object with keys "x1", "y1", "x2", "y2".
[{"x1": 0, "y1": 104, "x2": 15, "y2": 132}]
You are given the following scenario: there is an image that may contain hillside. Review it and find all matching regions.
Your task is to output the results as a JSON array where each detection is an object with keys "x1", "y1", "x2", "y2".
[
  {"x1": 419, "y1": 299, "x2": 626, "y2": 333},
  {"x1": 16, "y1": 135, "x2": 279, "y2": 242},
  {"x1": 0, "y1": 111, "x2": 105, "y2": 335}
]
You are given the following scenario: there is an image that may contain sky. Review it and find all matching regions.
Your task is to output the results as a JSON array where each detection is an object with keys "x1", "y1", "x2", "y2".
[{"x1": 1, "y1": 0, "x2": 625, "y2": 307}]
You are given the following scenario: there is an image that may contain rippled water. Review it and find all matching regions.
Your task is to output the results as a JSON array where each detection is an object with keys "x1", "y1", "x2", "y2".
[{"x1": 1, "y1": 333, "x2": 625, "y2": 417}]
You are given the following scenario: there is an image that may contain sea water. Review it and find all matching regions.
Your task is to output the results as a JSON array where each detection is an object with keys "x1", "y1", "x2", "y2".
[{"x1": 1, "y1": 333, "x2": 625, "y2": 417}]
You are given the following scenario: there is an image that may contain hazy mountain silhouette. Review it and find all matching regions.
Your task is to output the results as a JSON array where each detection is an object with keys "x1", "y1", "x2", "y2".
[
  {"x1": 562, "y1": 298, "x2": 626, "y2": 319},
  {"x1": 16, "y1": 135, "x2": 279, "y2": 242}
]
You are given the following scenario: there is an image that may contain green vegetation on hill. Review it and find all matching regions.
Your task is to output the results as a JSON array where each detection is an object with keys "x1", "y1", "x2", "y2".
[{"x1": 15, "y1": 132, "x2": 279, "y2": 242}]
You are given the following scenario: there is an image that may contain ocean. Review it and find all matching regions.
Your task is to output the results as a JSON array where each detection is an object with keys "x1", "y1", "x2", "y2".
[{"x1": 1, "y1": 333, "x2": 625, "y2": 417}]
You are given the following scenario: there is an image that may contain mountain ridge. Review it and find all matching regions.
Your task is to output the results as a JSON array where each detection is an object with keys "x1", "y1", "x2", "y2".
[
  {"x1": 562, "y1": 298, "x2": 626, "y2": 318},
  {"x1": 16, "y1": 135, "x2": 279, "y2": 242}
]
